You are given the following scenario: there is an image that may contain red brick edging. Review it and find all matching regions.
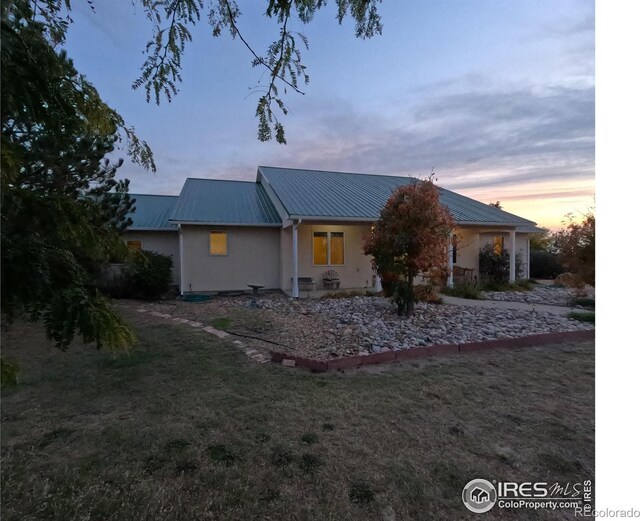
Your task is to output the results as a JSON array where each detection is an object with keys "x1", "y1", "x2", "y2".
[{"x1": 269, "y1": 329, "x2": 595, "y2": 372}]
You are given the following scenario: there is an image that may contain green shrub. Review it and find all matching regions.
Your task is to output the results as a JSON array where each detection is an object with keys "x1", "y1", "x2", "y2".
[
  {"x1": 122, "y1": 251, "x2": 173, "y2": 300},
  {"x1": 568, "y1": 311, "x2": 595, "y2": 324},
  {"x1": 479, "y1": 245, "x2": 510, "y2": 284},
  {"x1": 570, "y1": 297, "x2": 595, "y2": 310},
  {"x1": 441, "y1": 283, "x2": 483, "y2": 300},
  {"x1": 478, "y1": 245, "x2": 525, "y2": 285},
  {"x1": 530, "y1": 250, "x2": 563, "y2": 279}
]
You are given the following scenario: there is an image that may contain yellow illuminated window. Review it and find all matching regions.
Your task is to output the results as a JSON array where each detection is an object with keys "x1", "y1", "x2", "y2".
[
  {"x1": 330, "y1": 232, "x2": 344, "y2": 265},
  {"x1": 127, "y1": 240, "x2": 142, "y2": 251},
  {"x1": 313, "y1": 232, "x2": 328, "y2": 265},
  {"x1": 493, "y1": 236, "x2": 504, "y2": 255},
  {"x1": 313, "y1": 231, "x2": 344, "y2": 265},
  {"x1": 209, "y1": 231, "x2": 228, "y2": 255}
]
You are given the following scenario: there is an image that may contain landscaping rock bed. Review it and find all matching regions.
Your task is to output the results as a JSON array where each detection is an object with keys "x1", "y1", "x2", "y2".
[
  {"x1": 482, "y1": 284, "x2": 595, "y2": 307},
  {"x1": 135, "y1": 293, "x2": 594, "y2": 360}
]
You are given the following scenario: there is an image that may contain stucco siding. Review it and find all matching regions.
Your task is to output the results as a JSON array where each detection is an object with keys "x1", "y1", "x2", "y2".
[
  {"x1": 281, "y1": 223, "x2": 377, "y2": 291},
  {"x1": 181, "y1": 225, "x2": 280, "y2": 292},
  {"x1": 124, "y1": 231, "x2": 180, "y2": 284},
  {"x1": 452, "y1": 227, "x2": 482, "y2": 276}
]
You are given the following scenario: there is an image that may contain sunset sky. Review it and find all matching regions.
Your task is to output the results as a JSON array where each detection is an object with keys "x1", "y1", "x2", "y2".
[{"x1": 63, "y1": 0, "x2": 594, "y2": 230}]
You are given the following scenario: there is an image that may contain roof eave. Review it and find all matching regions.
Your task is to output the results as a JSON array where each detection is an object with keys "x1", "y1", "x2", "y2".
[
  {"x1": 455, "y1": 221, "x2": 534, "y2": 228},
  {"x1": 170, "y1": 220, "x2": 282, "y2": 227},
  {"x1": 288, "y1": 215, "x2": 378, "y2": 223},
  {"x1": 127, "y1": 227, "x2": 178, "y2": 232}
]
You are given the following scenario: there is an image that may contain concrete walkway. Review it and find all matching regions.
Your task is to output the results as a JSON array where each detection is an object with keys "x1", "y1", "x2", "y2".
[{"x1": 441, "y1": 295, "x2": 583, "y2": 316}]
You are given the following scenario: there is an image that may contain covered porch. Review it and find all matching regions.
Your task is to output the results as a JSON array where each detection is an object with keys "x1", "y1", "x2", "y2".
[
  {"x1": 447, "y1": 225, "x2": 531, "y2": 287},
  {"x1": 281, "y1": 221, "x2": 532, "y2": 297},
  {"x1": 281, "y1": 220, "x2": 382, "y2": 298}
]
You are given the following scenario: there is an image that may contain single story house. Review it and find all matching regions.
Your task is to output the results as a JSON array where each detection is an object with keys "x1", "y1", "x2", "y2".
[{"x1": 124, "y1": 166, "x2": 540, "y2": 297}]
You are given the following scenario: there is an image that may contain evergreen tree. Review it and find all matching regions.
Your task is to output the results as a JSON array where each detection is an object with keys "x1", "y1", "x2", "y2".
[{"x1": 1, "y1": 1, "x2": 151, "y2": 351}]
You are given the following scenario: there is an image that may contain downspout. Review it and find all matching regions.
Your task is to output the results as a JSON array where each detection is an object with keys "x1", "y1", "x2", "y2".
[{"x1": 178, "y1": 223, "x2": 185, "y2": 295}]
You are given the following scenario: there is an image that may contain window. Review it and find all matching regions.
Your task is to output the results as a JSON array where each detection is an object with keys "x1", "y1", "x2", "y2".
[
  {"x1": 313, "y1": 231, "x2": 345, "y2": 265},
  {"x1": 493, "y1": 236, "x2": 504, "y2": 255},
  {"x1": 330, "y1": 232, "x2": 344, "y2": 265},
  {"x1": 127, "y1": 240, "x2": 142, "y2": 251},
  {"x1": 209, "y1": 231, "x2": 228, "y2": 255}
]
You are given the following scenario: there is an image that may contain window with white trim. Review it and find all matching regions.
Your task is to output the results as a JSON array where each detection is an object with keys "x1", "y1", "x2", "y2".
[{"x1": 313, "y1": 231, "x2": 344, "y2": 265}]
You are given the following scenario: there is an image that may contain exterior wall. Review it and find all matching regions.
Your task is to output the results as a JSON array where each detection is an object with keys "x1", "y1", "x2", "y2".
[
  {"x1": 180, "y1": 225, "x2": 280, "y2": 292},
  {"x1": 280, "y1": 223, "x2": 377, "y2": 291},
  {"x1": 453, "y1": 227, "x2": 531, "y2": 280},
  {"x1": 452, "y1": 227, "x2": 482, "y2": 276},
  {"x1": 124, "y1": 231, "x2": 180, "y2": 284}
]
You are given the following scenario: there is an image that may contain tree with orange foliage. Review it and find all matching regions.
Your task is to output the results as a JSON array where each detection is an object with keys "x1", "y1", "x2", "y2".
[
  {"x1": 364, "y1": 177, "x2": 454, "y2": 316},
  {"x1": 553, "y1": 209, "x2": 595, "y2": 286}
]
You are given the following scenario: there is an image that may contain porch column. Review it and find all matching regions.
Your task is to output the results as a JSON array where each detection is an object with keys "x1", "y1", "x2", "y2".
[
  {"x1": 292, "y1": 220, "x2": 299, "y2": 298},
  {"x1": 447, "y1": 232, "x2": 454, "y2": 288},
  {"x1": 178, "y1": 224, "x2": 185, "y2": 295},
  {"x1": 374, "y1": 273, "x2": 382, "y2": 292},
  {"x1": 509, "y1": 229, "x2": 517, "y2": 282},
  {"x1": 526, "y1": 238, "x2": 531, "y2": 279}
]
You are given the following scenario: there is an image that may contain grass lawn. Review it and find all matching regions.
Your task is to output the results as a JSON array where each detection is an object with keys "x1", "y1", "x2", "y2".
[{"x1": 1, "y1": 307, "x2": 594, "y2": 521}]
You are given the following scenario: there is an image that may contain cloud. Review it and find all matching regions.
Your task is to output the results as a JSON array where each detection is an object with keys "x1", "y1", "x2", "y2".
[{"x1": 261, "y1": 81, "x2": 594, "y2": 197}]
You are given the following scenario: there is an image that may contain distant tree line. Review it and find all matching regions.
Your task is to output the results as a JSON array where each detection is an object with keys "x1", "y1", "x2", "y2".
[{"x1": 529, "y1": 210, "x2": 595, "y2": 286}]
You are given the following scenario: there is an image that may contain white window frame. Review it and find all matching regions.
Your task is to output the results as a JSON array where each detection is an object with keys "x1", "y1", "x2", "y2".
[
  {"x1": 209, "y1": 231, "x2": 228, "y2": 256},
  {"x1": 312, "y1": 231, "x2": 345, "y2": 266}
]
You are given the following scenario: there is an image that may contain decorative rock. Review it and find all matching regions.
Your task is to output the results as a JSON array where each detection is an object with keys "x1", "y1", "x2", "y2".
[
  {"x1": 139, "y1": 291, "x2": 594, "y2": 362},
  {"x1": 282, "y1": 359, "x2": 296, "y2": 368}
]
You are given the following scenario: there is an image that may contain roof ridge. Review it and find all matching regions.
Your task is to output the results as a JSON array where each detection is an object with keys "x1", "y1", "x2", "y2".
[
  {"x1": 258, "y1": 165, "x2": 417, "y2": 182},
  {"x1": 185, "y1": 177, "x2": 256, "y2": 184},
  {"x1": 129, "y1": 193, "x2": 179, "y2": 198}
]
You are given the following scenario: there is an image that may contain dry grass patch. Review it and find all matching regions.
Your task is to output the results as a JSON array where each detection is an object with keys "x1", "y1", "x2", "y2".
[{"x1": 1, "y1": 308, "x2": 594, "y2": 521}]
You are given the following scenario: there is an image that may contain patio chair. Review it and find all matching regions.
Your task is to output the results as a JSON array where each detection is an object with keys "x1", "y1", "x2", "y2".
[{"x1": 322, "y1": 270, "x2": 340, "y2": 290}]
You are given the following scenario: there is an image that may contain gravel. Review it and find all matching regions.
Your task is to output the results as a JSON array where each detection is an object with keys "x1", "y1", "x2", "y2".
[
  {"x1": 482, "y1": 284, "x2": 595, "y2": 306},
  {"x1": 253, "y1": 295, "x2": 594, "y2": 359},
  {"x1": 137, "y1": 291, "x2": 594, "y2": 360}
]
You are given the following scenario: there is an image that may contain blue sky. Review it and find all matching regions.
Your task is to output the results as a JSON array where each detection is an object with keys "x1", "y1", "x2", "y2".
[{"x1": 63, "y1": 0, "x2": 594, "y2": 228}]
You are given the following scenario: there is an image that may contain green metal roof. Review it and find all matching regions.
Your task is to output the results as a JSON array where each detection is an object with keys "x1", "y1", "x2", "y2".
[
  {"x1": 257, "y1": 166, "x2": 537, "y2": 227},
  {"x1": 127, "y1": 194, "x2": 178, "y2": 230},
  {"x1": 170, "y1": 178, "x2": 281, "y2": 226}
]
